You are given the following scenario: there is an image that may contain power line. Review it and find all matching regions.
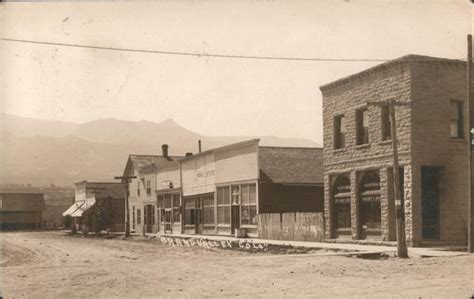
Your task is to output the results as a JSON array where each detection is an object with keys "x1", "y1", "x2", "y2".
[
  {"x1": 0, "y1": 37, "x2": 466, "y2": 63},
  {"x1": 0, "y1": 37, "x2": 390, "y2": 62}
]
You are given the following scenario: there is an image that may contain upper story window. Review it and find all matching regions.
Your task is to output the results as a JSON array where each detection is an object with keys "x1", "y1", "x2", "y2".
[
  {"x1": 334, "y1": 115, "x2": 345, "y2": 149},
  {"x1": 450, "y1": 101, "x2": 464, "y2": 139},
  {"x1": 137, "y1": 181, "x2": 141, "y2": 197},
  {"x1": 356, "y1": 108, "x2": 369, "y2": 145},
  {"x1": 381, "y1": 105, "x2": 391, "y2": 141},
  {"x1": 146, "y1": 180, "x2": 151, "y2": 195}
]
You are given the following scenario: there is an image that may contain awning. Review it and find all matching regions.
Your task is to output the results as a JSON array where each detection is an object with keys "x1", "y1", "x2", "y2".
[
  {"x1": 70, "y1": 198, "x2": 96, "y2": 217},
  {"x1": 62, "y1": 202, "x2": 85, "y2": 217}
]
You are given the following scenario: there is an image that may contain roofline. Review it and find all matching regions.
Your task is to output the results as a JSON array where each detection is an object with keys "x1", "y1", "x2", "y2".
[
  {"x1": 128, "y1": 154, "x2": 163, "y2": 158},
  {"x1": 0, "y1": 192, "x2": 44, "y2": 196},
  {"x1": 319, "y1": 54, "x2": 466, "y2": 92},
  {"x1": 74, "y1": 181, "x2": 122, "y2": 186},
  {"x1": 178, "y1": 139, "x2": 260, "y2": 162},
  {"x1": 138, "y1": 156, "x2": 185, "y2": 172},
  {"x1": 279, "y1": 182, "x2": 324, "y2": 186},
  {"x1": 259, "y1": 146, "x2": 323, "y2": 150},
  {"x1": 147, "y1": 159, "x2": 182, "y2": 170}
]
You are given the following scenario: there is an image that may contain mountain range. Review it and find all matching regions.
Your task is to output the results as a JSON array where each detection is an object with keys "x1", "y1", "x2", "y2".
[{"x1": 0, "y1": 113, "x2": 320, "y2": 186}]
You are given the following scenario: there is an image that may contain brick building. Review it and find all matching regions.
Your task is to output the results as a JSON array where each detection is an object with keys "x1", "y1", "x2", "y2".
[
  {"x1": 0, "y1": 193, "x2": 45, "y2": 230},
  {"x1": 320, "y1": 55, "x2": 469, "y2": 246}
]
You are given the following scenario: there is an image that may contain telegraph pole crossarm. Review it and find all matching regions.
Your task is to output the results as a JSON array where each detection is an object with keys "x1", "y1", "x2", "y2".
[
  {"x1": 367, "y1": 99, "x2": 410, "y2": 258},
  {"x1": 114, "y1": 175, "x2": 137, "y2": 237}
]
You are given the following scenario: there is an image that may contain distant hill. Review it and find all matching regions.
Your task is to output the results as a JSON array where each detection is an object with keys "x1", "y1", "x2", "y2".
[
  {"x1": 0, "y1": 113, "x2": 320, "y2": 186},
  {"x1": 1, "y1": 113, "x2": 78, "y2": 138}
]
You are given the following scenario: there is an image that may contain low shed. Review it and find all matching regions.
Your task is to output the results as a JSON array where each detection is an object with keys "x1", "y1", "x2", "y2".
[{"x1": 0, "y1": 193, "x2": 45, "y2": 230}]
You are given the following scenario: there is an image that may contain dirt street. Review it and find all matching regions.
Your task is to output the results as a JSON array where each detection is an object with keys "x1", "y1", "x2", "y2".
[{"x1": 1, "y1": 231, "x2": 473, "y2": 298}]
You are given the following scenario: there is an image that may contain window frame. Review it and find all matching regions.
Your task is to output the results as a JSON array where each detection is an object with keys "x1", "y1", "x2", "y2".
[
  {"x1": 450, "y1": 100, "x2": 464, "y2": 139},
  {"x1": 146, "y1": 179, "x2": 152, "y2": 195},
  {"x1": 216, "y1": 186, "x2": 231, "y2": 226},
  {"x1": 381, "y1": 105, "x2": 391, "y2": 141},
  {"x1": 332, "y1": 175, "x2": 351, "y2": 231},
  {"x1": 132, "y1": 206, "x2": 136, "y2": 229},
  {"x1": 240, "y1": 183, "x2": 257, "y2": 226},
  {"x1": 333, "y1": 114, "x2": 346, "y2": 149},
  {"x1": 356, "y1": 108, "x2": 369, "y2": 145}
]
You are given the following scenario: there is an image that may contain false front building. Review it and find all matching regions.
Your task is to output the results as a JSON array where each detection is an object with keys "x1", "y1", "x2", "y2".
[
  {"x1": 154, "y1": 139, "x2": 324, "y2": 238},
  {"x1": 320, "y1": 55, "x2": 469, "y2": 246},
  {"x1": 63, "y1": 181, "x2": 125, "y2": 232},
  {"x1": 121, "y1": 146, "x2": 182, "y2": 235}
]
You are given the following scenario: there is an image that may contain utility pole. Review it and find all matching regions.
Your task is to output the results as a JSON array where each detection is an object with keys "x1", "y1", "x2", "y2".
[
  {"x1": 389, "y1": 102, "x2": 408, "y2": 258},
  {"x1": 114, "y1": 175, "x2": 136, "y2": 237},
  {"x1": 467, "y1": 34, "x2": 473, "y2": 253},
  {"x1": 368, "y1": 99, "x2": 409, "y2": 258}
]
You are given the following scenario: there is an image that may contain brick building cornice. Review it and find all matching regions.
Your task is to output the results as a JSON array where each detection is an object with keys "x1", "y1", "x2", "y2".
[{"x1": 319, "y1": 54, "x2": 466, "y2": 92}]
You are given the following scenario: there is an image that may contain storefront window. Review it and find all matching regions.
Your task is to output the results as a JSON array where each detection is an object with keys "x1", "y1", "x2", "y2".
[
  {"x1": 241, "y1": 184, "x2": 257, "y2": 225},
  {"x1": 173, "y1": 194, "x2": 181, "y2": 223},
  {"x1": 217, "y1": 187, "x2": 231, "y2": 225},
  {"x1": 359, "y1": 171, "x2": 381, "y2": 231},
  {"x1": 157, "y1": 195, "x2": 164, "y2": 225},
  {"x1": 164, "y1": 194, "x2": 172, "y2": 209},
  {"x1": 202, "y1": 196, "x2": 215, "y2": 225},
  {"x1": 231, "y1": 185, "x2": 240, "y2": 204},
  {"x1": 332, "y1": 175, "x2": 351, "y2": 230}
]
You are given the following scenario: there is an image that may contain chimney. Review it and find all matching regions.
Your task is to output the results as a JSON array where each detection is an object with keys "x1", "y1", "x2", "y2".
[
  {"x1": 198, "y1": 140, "x2": 202, "y2": 153},
  {"x1": 185, "y1": 152, "x2": 193, "y2": 157},
  {"x1": 161, "y1": 144, "x2": 169, "y2": 157}
]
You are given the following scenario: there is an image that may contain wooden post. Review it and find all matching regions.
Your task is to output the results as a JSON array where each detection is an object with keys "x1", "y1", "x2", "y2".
[
  {"x1": 467, "y1": 34, "x2": 474, "y2": 253},
  {"x1": 115, "y1": 175, "x2": 136, "y2": 237},
  {"x1": 389, "y1": 102, "x2": 408, "y2": 258}
]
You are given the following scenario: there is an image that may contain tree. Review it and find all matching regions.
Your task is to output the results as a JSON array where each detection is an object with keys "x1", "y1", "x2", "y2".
[{"x1": 83, "y1": 198, "x2": 113, "y2": 235}]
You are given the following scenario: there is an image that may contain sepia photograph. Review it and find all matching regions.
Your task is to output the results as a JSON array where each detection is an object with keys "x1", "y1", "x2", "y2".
[{"x1": 0, "y1": 0, "x2": 473, "y2": 298}]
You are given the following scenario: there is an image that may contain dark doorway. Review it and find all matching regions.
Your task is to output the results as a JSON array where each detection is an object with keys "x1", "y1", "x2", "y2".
[
  {"x1": 422, "y1": 166, "x2": 440, "y2": 240},
  {"x1": 231, "y1": 205, "x2": 240, "y2": 234},
  {"x1": 144, "y1": 205, "x2": 154, "y2": 233},
  {"x1": 184, "y1": 197, "x2": 203, "y2": 234}
]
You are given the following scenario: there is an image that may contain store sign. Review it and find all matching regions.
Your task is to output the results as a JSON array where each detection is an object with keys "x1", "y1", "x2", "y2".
[
  {"x1": 361, "y1": 195, "x2": 380, "y2": 203},
  {"x1": 196, "y1": 170, "x2": 215, "y2": 178},
  {"x1": 336, "y1": 185, "x2": 350, "y2": 193},
  {"x1": 162, "y1": 180, "x2": 174, "y2": 188}
]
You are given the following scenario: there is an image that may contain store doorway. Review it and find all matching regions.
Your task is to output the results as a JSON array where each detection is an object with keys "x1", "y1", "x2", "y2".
[
  {"x1": 231, "y1": 205, "x2": 240, "y2": 234},
  {"x1": 422, "y1": 166, "x2": 440, "y2": 240}
]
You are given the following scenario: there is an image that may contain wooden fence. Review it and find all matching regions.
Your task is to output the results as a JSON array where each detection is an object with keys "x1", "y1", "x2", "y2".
[{"x1": 257, "y1": 212, "x2": 324, "y2": 242}]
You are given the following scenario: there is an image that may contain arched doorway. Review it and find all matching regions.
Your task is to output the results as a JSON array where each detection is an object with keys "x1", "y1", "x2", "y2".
[
  {"x1": 358, "y1": 171, "x2": 381, "y2": 238},
  {"x1": 332, "y1": 174, "x2": 351, "y2": 237}
]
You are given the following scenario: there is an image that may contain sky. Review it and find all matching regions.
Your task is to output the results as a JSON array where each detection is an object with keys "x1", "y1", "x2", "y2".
[{"x1": 0, "y1": 1, "x2": 471, "y2": 144}]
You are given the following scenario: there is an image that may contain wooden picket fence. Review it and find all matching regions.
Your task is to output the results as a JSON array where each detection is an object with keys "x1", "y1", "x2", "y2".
[{"x1": 257, "y1": 212, "x2": 324, "y2": 242}]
